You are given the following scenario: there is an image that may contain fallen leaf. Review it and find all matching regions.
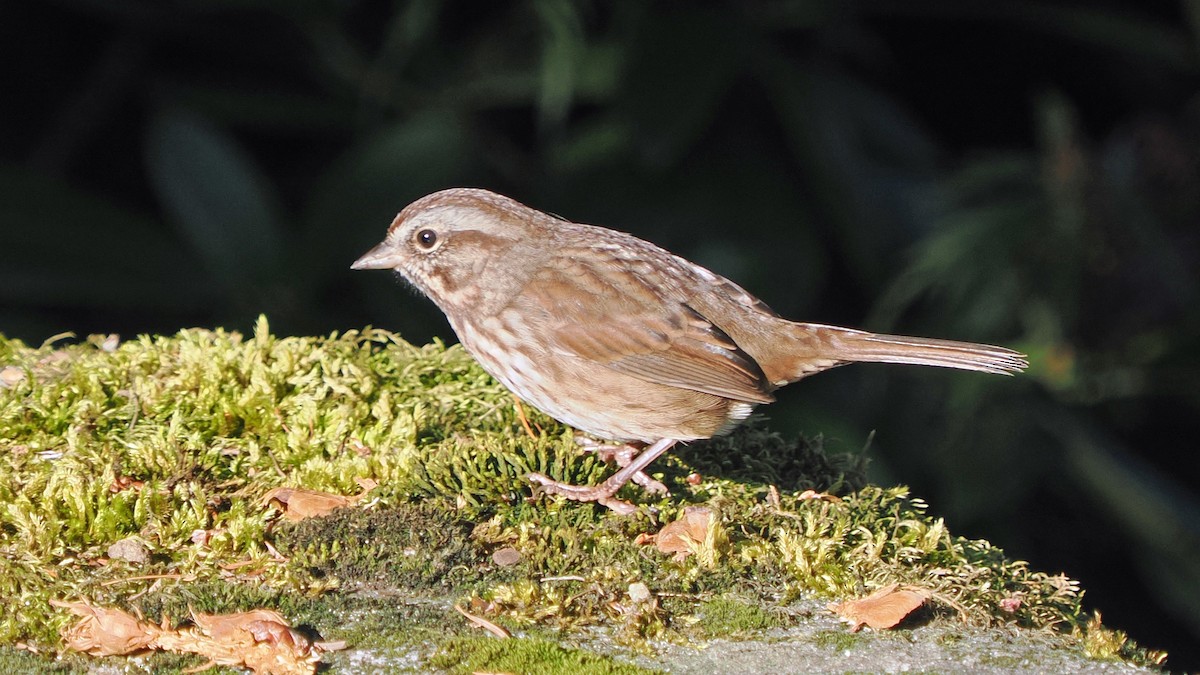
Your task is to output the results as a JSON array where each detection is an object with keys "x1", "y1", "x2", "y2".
[
  {"x1": 262, "y1": 478, "x2": 378, "y2": 521},
  {"x1": 655, "y1": 506, "x2": 713, "y2": 562},
  {"x1": 53, "y1": 600, "x2": 326, "y2": 675},
  {"x1": 163, "y1": 608, "x2": 321, "y2": 675},
  {"x1": 190, "y1": 609, "x2": 297, "y2": 644},
  {"x1": 108, "y1": 474, "x2": 145, "y2": 493},
  {"x1": 828, "y1": 584, "x2": 929, "y2": 632},
  {"x1": 50, "y1": 600, "x2": 160, "y2": 656}
]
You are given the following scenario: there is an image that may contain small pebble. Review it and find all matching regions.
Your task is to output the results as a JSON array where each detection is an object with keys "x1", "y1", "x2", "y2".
[
  {"x1": 492, "y1": 547, "x2": 521, "y2": 566},
  {"x1": 0, "y1": 366, "x2": 25, "y2": 388},
  {"x1": 107, "y1": 537, "x2": 149, "y2": 565}
]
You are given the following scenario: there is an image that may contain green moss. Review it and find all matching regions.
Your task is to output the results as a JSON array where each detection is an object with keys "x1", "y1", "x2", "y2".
[
  {"x1": 0, "y1": 319, "x2": 1167, "y2": 670},
  {"x1": 0, "y1": 647, "x2": 81, "y2": 673},
  {"x1": 683, "y1": 427, "x2": 868, "y2": 495},
  {"x1": 128, "y1": 579, "x2": 479, "y2": 656},
  {"x1": 0, "y1": 647, "x2": 227, "y2": 675},
  {"x1": 935, "y1": 630, "x2": 965, "y2": 646},
  {"x1": 278, "y1": 499, "x2": 485, "y2": 590},
  {"x1": 1078, "y1": 613, "x2": 1167, "y2": 666},
  {"x1": 131, "y1": 580, "x2": 289, "y2": 621},
  {"x1": 814, "y1": 629, "x2": 861, "y2": 651},
  {"x1": 427, "y1": 636, "x2": 661, "y2": 675},
  {"x1": 976, "y1": 653, "x2": 1029, "y2": 668},
  {"x1": 696, "y1": 595, "x2": 785, "y2": 636}
]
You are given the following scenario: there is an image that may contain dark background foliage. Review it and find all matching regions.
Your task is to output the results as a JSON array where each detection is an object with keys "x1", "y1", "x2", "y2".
[{"x1": 3, "y1": 0, "x2": 1198, "y2": 668}]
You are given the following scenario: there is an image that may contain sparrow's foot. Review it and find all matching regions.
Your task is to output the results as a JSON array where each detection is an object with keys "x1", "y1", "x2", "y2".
[
  {"x1": 573, "y1": 436, "x2": 669, "y2": 495},
  {"x1": 530, "y1": 438, "x2": 678, "y2": 514}
]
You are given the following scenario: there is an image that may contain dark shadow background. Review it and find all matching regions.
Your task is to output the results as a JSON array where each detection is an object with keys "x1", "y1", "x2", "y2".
[{"x1": 3, "y1": 1, "x2": 1198, "y2": 668}]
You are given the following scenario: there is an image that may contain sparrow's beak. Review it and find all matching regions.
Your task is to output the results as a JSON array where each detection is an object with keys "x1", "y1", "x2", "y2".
[{"x1": 351, "y1": 241, "x2": 403, "y2": 270}]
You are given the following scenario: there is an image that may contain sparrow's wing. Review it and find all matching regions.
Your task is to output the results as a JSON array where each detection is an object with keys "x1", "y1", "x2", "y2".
[{"x1": 523, "y1": 248, "x2": 774, "y2": 404}]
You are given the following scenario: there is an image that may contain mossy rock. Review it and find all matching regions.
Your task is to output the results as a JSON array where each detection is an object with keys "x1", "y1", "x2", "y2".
[{"x1": 0, "y1": 319, "x2": 1165, "y2": 672}]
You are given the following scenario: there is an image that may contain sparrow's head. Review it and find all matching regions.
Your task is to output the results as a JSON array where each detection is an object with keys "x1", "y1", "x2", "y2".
[{"x1": 352, "y1": 188, "x2": 540, "y2": 312}]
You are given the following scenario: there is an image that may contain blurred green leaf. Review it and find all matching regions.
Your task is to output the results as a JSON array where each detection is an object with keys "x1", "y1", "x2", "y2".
[
  {"x1": 305, "y1": 111, "x2": 476, "y2": 231},
  {"x1": 868, "y1": 1, "x2": 1194, "y2": 68},
  {"x1": 301, "y1": 111, "x2": 478, "y2": 289},
  {"x1": 766, "y1": 59, "x2": 940, "y2": 288},
  {"x1": 619, "y1": 7, "x2": 742, "y2": 167},
  {"x1": 0, "y1": 163, "x2": 211, "y2": 310},
  {"x1": 534, "y1": 0, "x2": 585, "y2": 134},
  {"x1": 144, "y1": 108, "x2": 285, "y2": 289},
  {"x1": 1024, "y1": 4, "x2": 1193, "y2": 67},
  {"x1": 157, "y1": 83, "x2": 354, "y2": 131},
  {"x1": 548, "y1": 118, "x2": 632, "y2": 173},
  {"x1": 1055, "y1": 415, "x2": 1200, "y2": 641}
]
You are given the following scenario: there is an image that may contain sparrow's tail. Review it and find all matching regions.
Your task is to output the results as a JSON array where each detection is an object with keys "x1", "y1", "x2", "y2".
[{"x1": 771, "y1": 322, "x2": 1027, "y2": 384}]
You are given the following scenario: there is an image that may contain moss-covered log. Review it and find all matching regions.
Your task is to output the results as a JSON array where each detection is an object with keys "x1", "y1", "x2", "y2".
[{"x1": 0, "y1": 319, "x2": 1164, "y2": 672}]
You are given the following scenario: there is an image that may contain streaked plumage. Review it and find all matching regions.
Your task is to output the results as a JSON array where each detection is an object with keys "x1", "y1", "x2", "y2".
[{"x1": 354, "y1": 188, "x2": 1026, "y2": 512}]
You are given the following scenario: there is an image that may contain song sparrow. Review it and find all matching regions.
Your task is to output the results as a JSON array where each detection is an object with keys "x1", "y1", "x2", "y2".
[{"x1": 353, "y1": 188, "x2": 1026, "y2": 513}]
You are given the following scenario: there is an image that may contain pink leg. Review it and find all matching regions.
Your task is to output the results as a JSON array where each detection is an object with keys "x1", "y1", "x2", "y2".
[
  {"x1": 529, "y1": 438, "x2": 679, "y2": 515},
  {"x1": 573, "y1": 435, "x2": 669, "y2": 495}
]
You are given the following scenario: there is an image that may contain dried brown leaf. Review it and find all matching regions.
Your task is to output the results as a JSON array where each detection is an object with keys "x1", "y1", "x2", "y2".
[
  {"x1": 191, "y1": 609, "x2": 297, "y2": 645},
  {"x1": 50, "y1": 600, "x2": 161, "y2": 656},
  {"x1": 262, "y1": 479, "x2": 378, "y2": 521},
  {"x1": 655, "y1": 506, "x2": 713, "y2": 561},
  {"x1": 53, "y1": 600, "x2": 324, "y2": 675},
  {"x1": 160, "y1": 608, "x2": 319, "y2": 675},
  {"x1": 108, "y1": 474, "x2": 145, "y2": 493},
  {"x1": 828, "y1": 584, "x2": 929, "y2": 632}
]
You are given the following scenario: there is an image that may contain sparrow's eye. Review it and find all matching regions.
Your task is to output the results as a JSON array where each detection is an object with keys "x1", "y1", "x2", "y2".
[{"x1": 415, "y1": 228, "x2": 438, "y2": 250}]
